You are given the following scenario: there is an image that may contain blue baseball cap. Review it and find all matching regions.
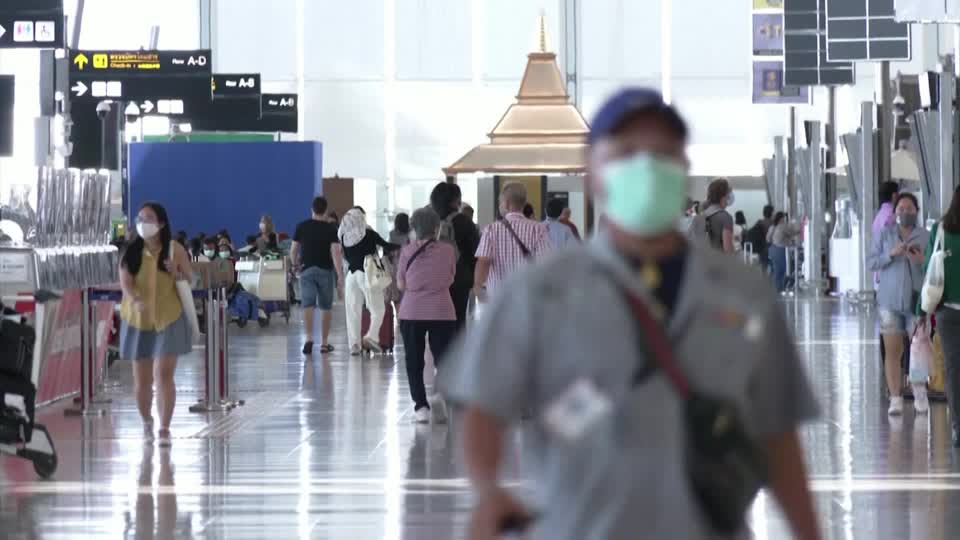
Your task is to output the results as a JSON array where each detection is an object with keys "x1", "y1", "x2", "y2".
[{"x1": 587, "y1": 88, "x2": 688, "y2": 145}]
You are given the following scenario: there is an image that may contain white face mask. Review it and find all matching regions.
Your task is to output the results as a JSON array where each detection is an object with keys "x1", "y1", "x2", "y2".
[
  {"x1": 259, "y1": 223, "x2": 267, "y2": 232},
  {"x1": 137, "y1": 222, "x2": 160, "y2": 239},
  {"x1": 203, "y1": 249, "x2": 215, "y2": 258}
]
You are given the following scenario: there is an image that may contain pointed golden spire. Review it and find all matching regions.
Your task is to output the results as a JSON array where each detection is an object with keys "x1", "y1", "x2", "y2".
[{"x1": 539, "y1": 11, "x2": 547, "y2": 53}]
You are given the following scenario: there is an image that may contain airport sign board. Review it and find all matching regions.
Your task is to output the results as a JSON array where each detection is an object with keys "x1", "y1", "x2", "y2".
[
  {"x1": 0, "y1": 0, "x2": 64, "y2": 49},
  {"x1": 212, "y1": 74, "x2": 261, "y2": 99}
]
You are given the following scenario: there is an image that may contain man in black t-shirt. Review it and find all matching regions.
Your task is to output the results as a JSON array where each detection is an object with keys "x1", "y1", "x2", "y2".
[{"x1": 291, "y1": 197, "x2": 344, "y2": 355}]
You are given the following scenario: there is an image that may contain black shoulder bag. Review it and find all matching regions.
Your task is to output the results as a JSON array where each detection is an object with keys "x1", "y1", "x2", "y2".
[
  {"x1": 405, "y1": 239, "x2": 435, "y2": 271},
  {"x1": 500, "y1": 218, "x2": 532, "y2": 258},
  {"x1": 619, "y1": 285, "x2": 767, "y2": 535}
]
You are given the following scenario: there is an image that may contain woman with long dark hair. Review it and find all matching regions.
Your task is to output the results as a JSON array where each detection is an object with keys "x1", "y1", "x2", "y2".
[
  {"x1": 869, "y1": 193, "x2": 928, "y2": 415},
  {"x1": 921, "y1": 187, "x2": 960, "y2": 444},
  {"x1": 119, "y1": 202, "x2": 194, "y2": 448},
  {"x1": 429, "y1": 182, "x2": 480, "y2": 331},
  {"x1": 390, "y1": 213, "x2": 411, "y2": 246}
]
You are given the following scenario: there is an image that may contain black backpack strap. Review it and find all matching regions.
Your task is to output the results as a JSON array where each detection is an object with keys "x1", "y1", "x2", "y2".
[{"x1": 500, "y1": 218, "x2": 532, "y2": 258}]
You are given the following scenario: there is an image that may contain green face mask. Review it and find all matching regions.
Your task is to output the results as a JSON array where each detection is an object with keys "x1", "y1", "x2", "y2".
[{"x1": 601, "y1": 153, "x2": 687, "y2": 235}]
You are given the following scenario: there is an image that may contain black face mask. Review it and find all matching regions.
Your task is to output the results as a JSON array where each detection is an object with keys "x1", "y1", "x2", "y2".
[{"x1": 897, "y1": 213, "x2": 918, "y2": 228}]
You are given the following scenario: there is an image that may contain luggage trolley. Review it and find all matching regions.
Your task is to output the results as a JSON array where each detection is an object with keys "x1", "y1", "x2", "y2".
[
  {"x1": 0, "y1": 304, "x2": 57, "y2": 478},
  {"x1": 0, "y1": 247, "x2": 58, "y2": 478},
  {"x1": 236, "y1": 256, "x2": 291, "y2": 325}
]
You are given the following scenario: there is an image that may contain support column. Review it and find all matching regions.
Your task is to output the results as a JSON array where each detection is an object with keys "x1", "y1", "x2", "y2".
[
  {"x1": 788, "y1": 107, "x2": 798, "y2": 216},
  {"x1": 773, "y1": 136, "x2": 786, "y2": 211},
  {"x1": 825, "y1": 86, "x2": 837, "y2": 241},
  {"x1": 858, "y1": 102, "x2": 876, "y2": 294},
  {"x1": 879, "y1": 61, "x2": 893, "y2": 185},
  {"x1": 199, "y1": 0, "x2": 213, "y2": 49},
  {"x1": 807, "y1": 121, "x2": 824, "y2": 294},
  {"x1": 560, "y1": 0, "x2": 581, "y2": 106},
  {"x1": 939, "y1": 55, "x2": 956, "y2": 215}
]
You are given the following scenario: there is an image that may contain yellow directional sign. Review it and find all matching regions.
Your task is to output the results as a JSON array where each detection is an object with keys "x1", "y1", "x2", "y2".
[
  {"x1": 73, "y1": 52, "x2": 88, "y2": 70},
  {"x1": 92, "y1": 54, "x2": 108, "y2": 69}
]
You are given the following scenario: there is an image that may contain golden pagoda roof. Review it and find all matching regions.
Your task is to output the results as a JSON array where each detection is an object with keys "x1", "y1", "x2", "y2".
[{"x1": 444, "y1": 21, "x2": 590, "y2": 175}]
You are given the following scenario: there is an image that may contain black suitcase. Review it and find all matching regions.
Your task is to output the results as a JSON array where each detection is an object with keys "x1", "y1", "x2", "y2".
[{"x1": 0, "y1": 319, "x2": 35, "y2": 381}]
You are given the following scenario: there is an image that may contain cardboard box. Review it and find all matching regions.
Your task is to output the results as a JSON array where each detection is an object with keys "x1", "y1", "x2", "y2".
[{"x1": 193, "y1": 260, "x2": 235, "y2": 289}]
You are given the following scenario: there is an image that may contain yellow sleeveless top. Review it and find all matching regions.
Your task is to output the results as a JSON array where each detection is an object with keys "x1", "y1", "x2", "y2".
[{"x1": 120, "y1": 248, "x2": 184, "y2": 331}]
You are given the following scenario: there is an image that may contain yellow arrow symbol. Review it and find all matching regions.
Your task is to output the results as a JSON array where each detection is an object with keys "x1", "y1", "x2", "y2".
[{"x1": 74, "y1": 53, "x2": 89, "y2": 70}]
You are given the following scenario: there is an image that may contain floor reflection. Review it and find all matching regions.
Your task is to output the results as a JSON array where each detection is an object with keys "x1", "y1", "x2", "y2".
[
  {"x1": 126, "y1": 446, "x2": 185, "y2": 539},
  {"x1": 4, "y1": 299, "x2": 960, "y2": 538}
]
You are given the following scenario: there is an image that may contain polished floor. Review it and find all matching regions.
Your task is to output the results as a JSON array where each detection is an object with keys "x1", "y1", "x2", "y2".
[{"x1": 1, "y1": 298, "x2": 958, "y2": 539}]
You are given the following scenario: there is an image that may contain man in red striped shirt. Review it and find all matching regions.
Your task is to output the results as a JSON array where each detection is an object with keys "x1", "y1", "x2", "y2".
[{"x1": 473, "y1": 182, "x2": 550, "y2": 299}]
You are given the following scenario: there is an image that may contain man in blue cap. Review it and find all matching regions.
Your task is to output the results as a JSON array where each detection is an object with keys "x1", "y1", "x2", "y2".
[{"x1": 440, "y1": 88, "x2": 821, "y2": 539}]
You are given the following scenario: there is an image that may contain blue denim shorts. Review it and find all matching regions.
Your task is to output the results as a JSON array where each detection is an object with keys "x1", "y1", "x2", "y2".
[
  {"x1": 880, "y1": 309, "x2": 916, "y2": 335},
  {"x1": 300, "y1": 267, "x2": 334, "y2": 310}
]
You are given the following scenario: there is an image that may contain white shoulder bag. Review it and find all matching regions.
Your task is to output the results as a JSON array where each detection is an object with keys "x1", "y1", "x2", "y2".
[
  {"x1": 171, "y1": 242, "x2": 201, "y2": 341},
  {"x1": 921, "y1": 223, "x2": 950, "y2": 314},
  {"x1": 364, "y1": 253, "x2": 392, "y2": 292}
]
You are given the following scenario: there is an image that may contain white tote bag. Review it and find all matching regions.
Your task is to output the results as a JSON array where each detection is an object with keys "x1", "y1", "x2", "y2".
[
  {"x1": 921, "y1": 223, "x2": 950, "y2": 314},
  {"x1": 171, "y1": 242, "x2": 201, "y2": 341},
  {"x1": 364, "y1": 254, "x2": 392, "y2": 292}
]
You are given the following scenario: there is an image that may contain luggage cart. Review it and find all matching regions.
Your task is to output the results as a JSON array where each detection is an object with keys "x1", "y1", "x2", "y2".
[
  {"x1": 236, "y1": 257, "x2": 291, "y2": 325},
  {"x1": 0, "y1": 299, "x2": 58, "y2": 479}
]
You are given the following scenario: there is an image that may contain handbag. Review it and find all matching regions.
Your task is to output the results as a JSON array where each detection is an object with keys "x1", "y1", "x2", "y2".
[
  {"x1": 619, "y1": 287, "x2": 767, "y2": 534},
  {"x1": 909, "y1": 319, "x2": 933, "y2": 384},
  {"x1": 364, "y1": 253, "x2": 392, "y2": 292},
  {"x1": 170, "y1": 242, "x2": 201, "y2": 341},
  {"x1": 921, "y1": 223, "x2": 950, "y2": 314}
]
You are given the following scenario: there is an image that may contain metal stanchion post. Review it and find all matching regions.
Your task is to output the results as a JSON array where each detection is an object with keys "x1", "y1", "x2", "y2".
[
  {"x1": 218, "y1": 288, "x2": 242, "y2": 409},
  {"x1": 66, "y1": 288, "x2": 106, "y2": 417},
  {"x1": 190, "y1": 288, "x2": 234, "y2": 413},
  {"x1": 793, "y1": 247, "x2": 801, "y2": 296}
]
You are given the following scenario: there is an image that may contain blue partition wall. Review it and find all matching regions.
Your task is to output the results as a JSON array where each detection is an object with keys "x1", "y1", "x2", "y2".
[{"x1": 129, "y1": 142, "x2": 322, "y2": 242}]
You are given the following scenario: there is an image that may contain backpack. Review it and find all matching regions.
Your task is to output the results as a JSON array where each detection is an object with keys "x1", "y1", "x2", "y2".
[
  {"x1": 744, "y1": 221, "x2": 769, "y2": 255},
  {"x1": 689, "y1": 207, "x2": 723, "y2": 248},
  {"x1": 437, "y1": 212, "x2": 460, "y2": 261}
]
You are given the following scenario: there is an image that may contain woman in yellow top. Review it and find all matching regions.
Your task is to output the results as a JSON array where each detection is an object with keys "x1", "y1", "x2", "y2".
[{"x1": 119, "y1": 202, "x2": 194, "y2": 447}]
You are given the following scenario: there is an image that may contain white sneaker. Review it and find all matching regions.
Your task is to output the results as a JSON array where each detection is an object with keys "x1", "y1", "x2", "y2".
[
  {"x1": 430, "y1": 395, "x2": 448, "y2": 424},
  {"x1": 363, "y1": 337, "x2": 383, "y2": 353},
  {"x1": 888, "y1": 396, "x2": 904, "y2": 416},
  {"x1": 414, "y1": 407, "x2": 430, "y2": 424},
  {"x1": 913, "y1": 387, "x2": 930, "y2": 414}
]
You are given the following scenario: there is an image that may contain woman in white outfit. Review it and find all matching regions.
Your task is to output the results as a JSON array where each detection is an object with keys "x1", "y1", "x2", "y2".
[{"x1": 339, "y1": 209, "x2": 401, "y2": 355}]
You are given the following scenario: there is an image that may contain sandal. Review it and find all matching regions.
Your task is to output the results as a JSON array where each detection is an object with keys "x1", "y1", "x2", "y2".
[{"x1": 320, "y1": 344, "x2": 335, "y2": 354}]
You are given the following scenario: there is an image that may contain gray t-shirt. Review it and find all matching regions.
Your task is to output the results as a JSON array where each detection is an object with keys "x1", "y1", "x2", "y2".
[
  {"x1": 703, "y1": 205, "x2": 734, "y2": 250},
  {"x1": 440, "y1": 234, "x2": 819, "y2": 540}
]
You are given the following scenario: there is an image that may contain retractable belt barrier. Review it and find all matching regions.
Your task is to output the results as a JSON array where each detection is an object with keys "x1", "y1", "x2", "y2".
[
  {"x1": 63, "y1": 288, "x2": 108, "y2": 417},
  {"x1": 63, "y1": 286, "x2": 244, "y2": 418},
  {"x1": 190, "y1": 287, "x2": 244, "y2": 413}
]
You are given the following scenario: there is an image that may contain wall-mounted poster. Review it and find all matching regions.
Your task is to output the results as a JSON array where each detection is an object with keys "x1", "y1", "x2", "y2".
[
  {"x1": 753, "y1": 13, "x2": 784, "y2": 56},
  {"x1": 753, "y1": 0, "x2": 784, "y2": 9},
  {"x1": 752, "y1": 61, "x2": 810, "y2": 104}
]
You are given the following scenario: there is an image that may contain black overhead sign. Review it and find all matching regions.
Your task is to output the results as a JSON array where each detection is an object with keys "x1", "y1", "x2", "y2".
[
  {"x1": 0, "y1": 0, "x2": 65, "y2": 49},
  {"x1": 825, "y1": 0, "x2": 911, "y2": 61},
  {"x1": 212, "y1": 74, "x2": 261, "y2": 99},
  {"x1": 784, "y1": 0, "x2": 855, "y2": 86},
  {"x1": 70, "y1": 50, "x2": 211, "y2": 75},
  {"x1": 185, "y1": 93, "x2": 299, "y2": 134},
  {"x1": 261, "y1": 94, "x2": 298, "y2": 116},
  {"x1": 69, "y1": 49, "x2": 212, "y2": 104}
]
